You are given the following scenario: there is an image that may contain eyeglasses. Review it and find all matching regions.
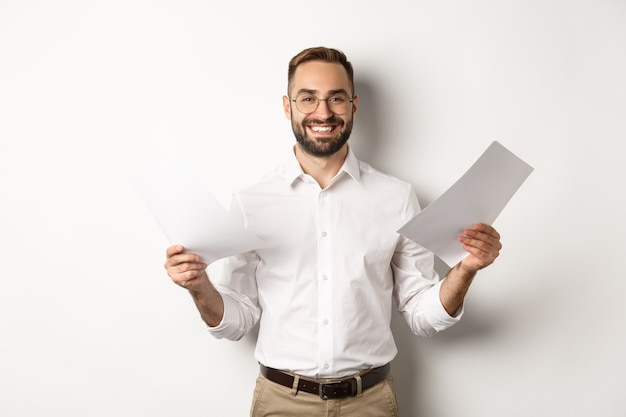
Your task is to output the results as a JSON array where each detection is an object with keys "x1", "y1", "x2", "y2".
[{"x1": 290, "y1": 93, "x2": 354, "y2": 115}]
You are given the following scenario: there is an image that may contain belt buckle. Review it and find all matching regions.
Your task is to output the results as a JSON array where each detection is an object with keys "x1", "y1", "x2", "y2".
[{"x1": 318, "y1": 379, "x2": 356, "y2": 400}]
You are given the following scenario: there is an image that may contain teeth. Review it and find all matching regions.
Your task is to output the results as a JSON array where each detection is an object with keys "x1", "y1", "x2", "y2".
[{"x1": 311, "y1": 126, "x2": 332, "y2": 132}]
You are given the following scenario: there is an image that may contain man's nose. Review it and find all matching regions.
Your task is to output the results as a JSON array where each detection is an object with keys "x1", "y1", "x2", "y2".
[{"x1": 313, "y1": 99, "x2": 333, "y2": 117}]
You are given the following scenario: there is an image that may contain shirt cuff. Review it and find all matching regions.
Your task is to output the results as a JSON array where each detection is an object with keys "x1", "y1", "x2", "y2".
[
  {"x1": 205, "y1": 292, "x2": 242, "y2": 340},
  {"x1": 423, "y1": 279, "x2": 464, "y2": 332}
]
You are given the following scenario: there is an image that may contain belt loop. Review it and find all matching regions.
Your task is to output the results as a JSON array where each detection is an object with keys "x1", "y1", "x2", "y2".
[
  {"x1": 290, "y1": 374, "x2": 300, "y2": 397},
  {"x1": 355, "y1": 374, "x2": 363, "y2": 397}
]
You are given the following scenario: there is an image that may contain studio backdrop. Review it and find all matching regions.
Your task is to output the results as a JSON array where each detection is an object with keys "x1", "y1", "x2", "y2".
[{"x1": 1, "y1": 1, "x2": 624, "y2": 416}]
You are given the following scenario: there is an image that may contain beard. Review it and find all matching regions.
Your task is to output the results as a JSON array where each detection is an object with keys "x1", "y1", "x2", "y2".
[{"x1": 291, "y1": 114, "x2": 353, "y2": 157}]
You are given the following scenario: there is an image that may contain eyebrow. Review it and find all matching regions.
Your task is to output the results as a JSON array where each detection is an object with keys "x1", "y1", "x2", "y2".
[{"x1": 296, "y1": 88, "x2": 351, "y2": 96}]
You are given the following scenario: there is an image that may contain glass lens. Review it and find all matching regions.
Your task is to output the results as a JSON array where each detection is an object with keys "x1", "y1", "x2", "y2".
[
  {"x1": 327, "y1": 95, "x2": 350, "y2": 114},
  {"x1": 296, "y1": 94, "x2": 318, "y2": 114}
]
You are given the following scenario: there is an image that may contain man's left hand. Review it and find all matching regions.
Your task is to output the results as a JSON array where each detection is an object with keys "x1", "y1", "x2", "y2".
[{"x1": 458, "y1": 223, "x2": 502, "y2": 273}]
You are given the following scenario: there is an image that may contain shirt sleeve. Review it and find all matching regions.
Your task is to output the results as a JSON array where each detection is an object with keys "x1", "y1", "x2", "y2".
[
  {"x1": 206, "y1": 194, "x2": 262, "y2": 341},
  {"x1": 391, "y1": 188, "x2": 463, "y2": 337},
  {"x1": 206, "y1": 262, "x2": 261, "y2": 341}
]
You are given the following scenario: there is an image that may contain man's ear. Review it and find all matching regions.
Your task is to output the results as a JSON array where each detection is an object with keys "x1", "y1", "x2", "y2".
[
  {"x1": 352, "y1": 95, "x2": 359, "y2": 116},
  {"x1": 282, "y1": 96, "x2": 292, "y2": 120}
]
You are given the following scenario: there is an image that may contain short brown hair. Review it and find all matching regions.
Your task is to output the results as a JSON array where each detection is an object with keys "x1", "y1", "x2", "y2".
[{"x1": 287, "y1": 46, "x2": 355, "y2": 96}]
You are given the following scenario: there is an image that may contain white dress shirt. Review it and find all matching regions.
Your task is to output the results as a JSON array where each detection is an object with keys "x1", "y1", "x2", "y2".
[{"x1": 208, "y1": 147, "x2": 461, "y2": 378}]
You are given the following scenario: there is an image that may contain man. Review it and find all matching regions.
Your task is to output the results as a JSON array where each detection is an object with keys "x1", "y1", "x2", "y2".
[{"x1": 164, "y1": 47, "x2": 501, "y2": 417}]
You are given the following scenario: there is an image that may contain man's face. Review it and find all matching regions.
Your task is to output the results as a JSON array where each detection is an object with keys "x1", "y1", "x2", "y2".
[{"x1": 283, "y1": 61, "x2": 358, "y2": 157}]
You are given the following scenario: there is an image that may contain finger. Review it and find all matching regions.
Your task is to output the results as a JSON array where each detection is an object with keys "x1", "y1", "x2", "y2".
[
  {"x1": 459, "y1": 229, "x2": 502, "y2": 252},
  {"x1": 175, "y1": 268, "x2": 205, "y2": 281},
  {"x1": 166, "y1": 245, "x2": 185, "y2": 258},
  {"x1": 460, "y1": 241, "x2": 499, "y2": 270},
  {"x1": 170, "y1": 261, "x2": 207, "y2": 275},
  {"x1": 461, "y1": 235, "x2": 501, "y2": 254},
  {"x1": 463, "y1": 226, "x2": 501, "y2": 247},
  {"x1": 464, "y1": 234, "x2": 501, "y2": 260},
  {"x1": 463, "y1": 240, "x2": 499, "y2": 257},
  {"x1": 165, "y1": 259, "x2": 207, "y2": 282},
  {"x1": 460, "y1": 237, "x2": 489, "y2": 254},
  {"x1": 473, "y1": 223, "x2": 501, "y2": 240},
  {"x1": 173, "y1": 269, "x2": 207, "y2": 288},
  {"x1": 165, "y1": 252, "x2": 204, "y2": 269}
]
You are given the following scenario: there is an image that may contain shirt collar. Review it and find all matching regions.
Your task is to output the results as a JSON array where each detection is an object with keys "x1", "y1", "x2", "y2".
[
  {"x1": 284, "y1": 145, "x2": 362, "y2": 186},
  {"x1": 341, "y1": 146, "x2": 361, "y2": 183}
]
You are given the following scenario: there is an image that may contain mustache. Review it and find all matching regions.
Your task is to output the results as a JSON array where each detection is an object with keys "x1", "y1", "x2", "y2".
[{"x1": 304, "y1": 116, "x2": 344, "y2": 126}]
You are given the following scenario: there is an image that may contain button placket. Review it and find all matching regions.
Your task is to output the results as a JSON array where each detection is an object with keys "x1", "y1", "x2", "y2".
[{"x1": 317, "y1": 189, "x2": 333, "y2": 376}]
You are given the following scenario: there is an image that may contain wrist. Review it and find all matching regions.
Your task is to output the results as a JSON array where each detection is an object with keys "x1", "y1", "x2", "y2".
[
  {"x1": 459, "y1": 257, "x2": 481, "y2": 275},
  {"x1": 453, "y1": 262, "x2": 477, "y2": 283}
]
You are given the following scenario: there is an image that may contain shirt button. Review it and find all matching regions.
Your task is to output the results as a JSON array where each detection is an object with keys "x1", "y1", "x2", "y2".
[
  {"x1": 323, "y1": 364, "x2": 329, "y2": 370},
  {"x1": 323, "y1": 319, "x2": 329, "y2": 325},
  {"x1": 322, "y1": 275, "x2": 328, "y2": 281},
  {"x1": 321, "y1": 231, "x2": 327, "y2": 237}
]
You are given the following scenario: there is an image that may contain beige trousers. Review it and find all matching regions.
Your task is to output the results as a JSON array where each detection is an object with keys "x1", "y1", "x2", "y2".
[{"x1": 250, "y1": 373, "x2": 400, "y2": 417}]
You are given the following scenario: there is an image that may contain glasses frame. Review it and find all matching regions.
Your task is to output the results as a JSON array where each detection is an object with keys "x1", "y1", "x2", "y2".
[{"x1": 290, "y1": 94, "x2": 355, "y2": 115}]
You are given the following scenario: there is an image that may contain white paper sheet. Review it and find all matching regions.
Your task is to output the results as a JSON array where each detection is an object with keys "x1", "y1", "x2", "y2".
[
  {"x1": 397, "y1": 141, "x2": 533, "y2": 267},
  {"x1": 130, "y1": 163, "x2": 265, "y2": 265}
]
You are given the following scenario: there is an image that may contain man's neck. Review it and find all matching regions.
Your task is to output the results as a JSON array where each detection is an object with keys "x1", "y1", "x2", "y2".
[{"x1": 294, "y1": 143, "x2": 349, "y2": 189}]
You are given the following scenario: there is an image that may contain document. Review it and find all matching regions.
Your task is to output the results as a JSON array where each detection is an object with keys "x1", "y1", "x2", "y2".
[
  {"x1": 398, "y1": 141, "x2": 533, "y2": 267},
  {"x1": 130, "y1": 163, "x2": 265, "y2": 265}
]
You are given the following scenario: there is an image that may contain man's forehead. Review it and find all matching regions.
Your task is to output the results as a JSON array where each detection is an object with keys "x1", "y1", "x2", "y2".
[{"x1": 291, "y1": 61, "x2": 351, "y2": 93}]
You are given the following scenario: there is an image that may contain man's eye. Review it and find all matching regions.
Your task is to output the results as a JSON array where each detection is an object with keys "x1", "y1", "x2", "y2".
[
  {"x1": 330, "y1": 96, "x2": 347, "y2": 103},
  {"x1": 298, "y1": 96, "x2": 316, "y2": 103}
]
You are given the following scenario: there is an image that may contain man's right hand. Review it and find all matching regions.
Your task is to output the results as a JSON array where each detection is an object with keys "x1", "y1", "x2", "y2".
[
  {"x1": 164, "y1": 245, "x2": 225, "y2": 326},
  {"x1": 164, "y1": 245, "x2": 209, "y2": 293}
]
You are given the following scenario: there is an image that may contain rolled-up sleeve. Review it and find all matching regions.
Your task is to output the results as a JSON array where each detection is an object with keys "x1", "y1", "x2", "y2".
[
  {"x1": 206, "y1": 249, "x2": 262, "y2": 340},
  {"x1": 207, "y1": 282, "x2": 261, "y2": 341},
  {"x1": 207, "y1": 194, "x2": 262, "y2": 340},
  {"x1": 392, "y1": 191, "x2": 463, "y2": 337}
]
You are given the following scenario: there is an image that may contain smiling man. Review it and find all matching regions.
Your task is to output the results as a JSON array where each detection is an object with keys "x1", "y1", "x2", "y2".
[
  {"x1": 164, "y1": 47, "x2": 502, "y2": 417},
  {"x1": 286, "y1": 59, "x2": 355, "y2": 159}
]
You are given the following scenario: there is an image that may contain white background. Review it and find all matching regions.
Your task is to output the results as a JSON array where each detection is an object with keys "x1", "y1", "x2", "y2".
[{"x1": 1, "y1": 1, "x2": 625, "y2": 416}]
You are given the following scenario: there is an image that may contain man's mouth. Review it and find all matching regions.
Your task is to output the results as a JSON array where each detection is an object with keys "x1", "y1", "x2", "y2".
[
  {"x1": 309, "y1": 125, "x2": 335, "y2": 133},
  {"x1": 306, "y1": 121, "x2": 343, "y2": 136}
]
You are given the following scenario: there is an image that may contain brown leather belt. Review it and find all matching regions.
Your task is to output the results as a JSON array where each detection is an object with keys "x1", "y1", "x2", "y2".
[{"x1": 259, "y1": 363, "x2": 390, "y2": 400}]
